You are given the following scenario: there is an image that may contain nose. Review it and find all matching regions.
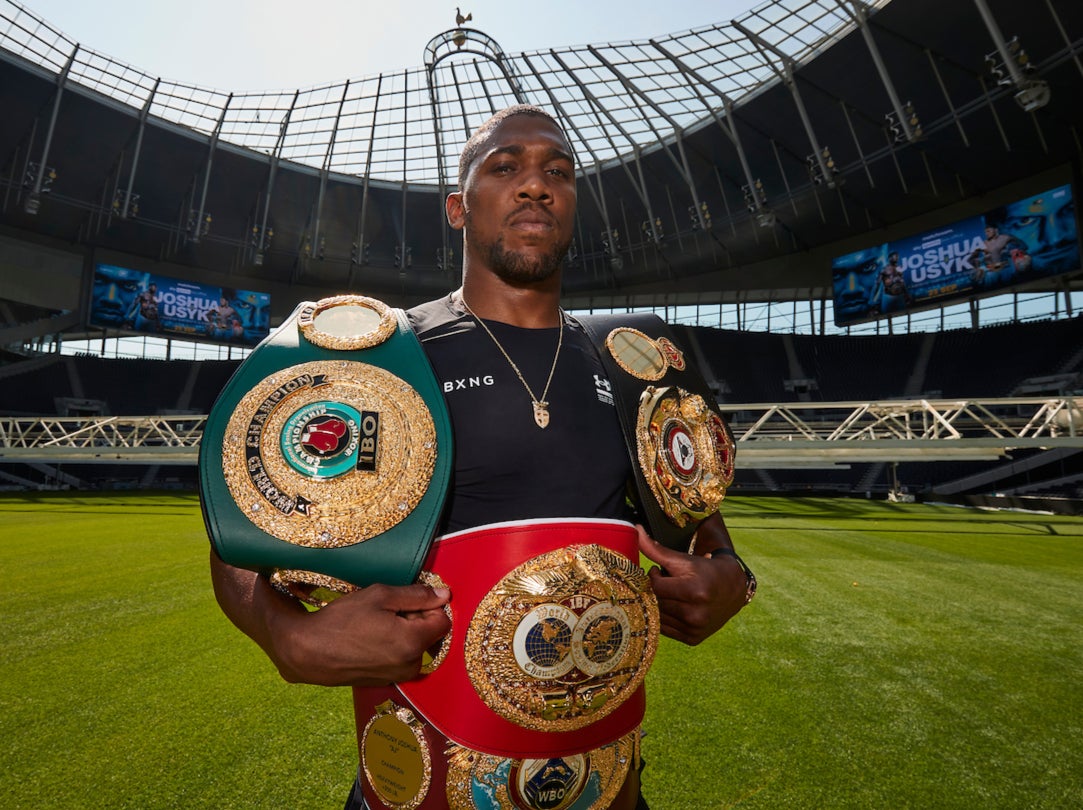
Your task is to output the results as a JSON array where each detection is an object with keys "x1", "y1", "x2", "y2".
[
  {"x1": 1043, "y1": 212, "x2": 1072, "y2": 246},
  {"x1": 516, "y1": 167, "x2": 551, "y2": 202}
]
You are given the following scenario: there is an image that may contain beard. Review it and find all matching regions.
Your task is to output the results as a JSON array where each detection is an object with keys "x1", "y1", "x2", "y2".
[
  {"x1": 485, "y1": 234, "x2": 569, "y2": 284},
  {"x1": 465, "y1": 209, "x2": 570, "y2": 285}
]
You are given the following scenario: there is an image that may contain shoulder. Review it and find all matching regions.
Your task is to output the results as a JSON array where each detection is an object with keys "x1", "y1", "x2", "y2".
[
  {"x1": 406, "y1": 293, "x2": 473, "y2": 342},
  {"x1": 571, "y1": 311, "x2": 667, "y2": 336}
]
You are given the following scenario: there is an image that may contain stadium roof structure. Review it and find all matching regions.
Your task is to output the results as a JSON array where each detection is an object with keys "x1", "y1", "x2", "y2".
[{"x1": 1, "y1": 0, "x2": 1082, "y2": 321}]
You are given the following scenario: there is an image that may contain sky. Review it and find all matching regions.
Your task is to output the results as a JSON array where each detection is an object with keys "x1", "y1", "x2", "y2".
[{"x1": 23, "y1": 0, "x2": 762, "y2": 91}]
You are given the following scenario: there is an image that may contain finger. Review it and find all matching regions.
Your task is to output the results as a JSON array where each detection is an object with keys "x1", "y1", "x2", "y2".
[
  {"x1": 655, "y1": 591, "x2": 705, "y2": 626},
  {"x1": 657, "y1": 616, "x2": 697, "y2": 645},
  {"x1": 635, "y1": 524, "x2": 666, "y2": 565},
  {"x1": 647, "y1": 560, "x2": 706, "y2": 601},
  {"x1": 636, "y1": 525, "x2": 695, "y2": 573},
  {"x1": 402, "y1": 607, "x2": 452, "y2": 645},
  {"x1": 380, "y1": 583, "x2": 452, "y2": 613}
]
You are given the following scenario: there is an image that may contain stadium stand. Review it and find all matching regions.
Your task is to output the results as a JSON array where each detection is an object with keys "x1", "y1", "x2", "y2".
[{"x1": 1, "y1": 0, "x2": 1081, "y2": 508}]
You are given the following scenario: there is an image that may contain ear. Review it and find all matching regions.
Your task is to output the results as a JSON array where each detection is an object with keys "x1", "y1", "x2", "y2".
[{"x1": 446, "y1": 191, "x2": 466, "y2": 231}]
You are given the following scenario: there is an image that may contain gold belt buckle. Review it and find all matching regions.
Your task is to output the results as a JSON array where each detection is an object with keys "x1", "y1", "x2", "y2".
[
  {"x1": 466, "y1": 544, "x2": 658, "y2": 733},
  {"x1": 444, "y1": 729, "x2": 639, "y2": 810}
]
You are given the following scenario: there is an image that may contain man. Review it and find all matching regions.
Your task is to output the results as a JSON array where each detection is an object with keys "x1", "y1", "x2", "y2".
[
  {"x1": 131, "y1": 282, "x2": 160, "y2": 332},
  {"x1": 832, "y1": 250, "x2": 880, "y2": 324},
  {"x1": 210, "y1": 105, "x2": 751, "y2": 809},
  {"x1": 871, "y1": 251, "x2": 912, "y2": 313},
  {"x1": 967, "y1": 224, "x2": 1022, "y2": 287},
  {"x1": 206, "y1": 294, "x2": 238, "y2": 340},
  {"x1": 90, "y1": 265, "x2": 143, "y2": 328}
]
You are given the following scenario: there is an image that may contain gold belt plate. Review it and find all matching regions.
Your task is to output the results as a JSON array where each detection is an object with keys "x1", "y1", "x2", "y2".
[
  {"x1": 445, "y1": 729, "x2": 637, "y2": 810},
  {"x1": 465, "y1": 545, "x2": 659, "y2": 734},
  {"x1": 361, "y1": 700, "x2": 432, "y2": 810},
  {"x1": 635, "y1": 385, "x2": 736, "y2": 528},
  {"x1": 221, "y1": 359, "x2": 437, "y2": 548}
]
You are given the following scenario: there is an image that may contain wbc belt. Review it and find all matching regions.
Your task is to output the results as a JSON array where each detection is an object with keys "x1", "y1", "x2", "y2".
[
  {"x1": 353, "y1": 519, "x2": 657, "y2": 810},
  {"x1": 354, "y1": 690, "x2": 640, "y2": 810},
  {"x1": 199, "y1": 294, "x2": 452, "y2": 588}
]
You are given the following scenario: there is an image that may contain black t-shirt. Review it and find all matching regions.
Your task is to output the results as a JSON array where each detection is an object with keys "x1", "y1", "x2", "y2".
[{"x1": 408, "y1": 295, "x2": 633, "y2": 534}]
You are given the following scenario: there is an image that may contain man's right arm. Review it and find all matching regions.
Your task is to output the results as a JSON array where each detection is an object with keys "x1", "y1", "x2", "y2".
[{"x1": 209, "y1": 552, "x2": 451, "y2": 687}]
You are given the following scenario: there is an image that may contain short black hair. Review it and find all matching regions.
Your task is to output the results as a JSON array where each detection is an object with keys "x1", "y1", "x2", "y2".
[{"x1": 457, "y1": 105, "x2": 569, "y2": 188}]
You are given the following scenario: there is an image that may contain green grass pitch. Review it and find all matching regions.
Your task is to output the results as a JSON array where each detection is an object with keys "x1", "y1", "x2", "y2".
[{"x1": 1, "y1": 492, "x2": 1080, "y2": 808}]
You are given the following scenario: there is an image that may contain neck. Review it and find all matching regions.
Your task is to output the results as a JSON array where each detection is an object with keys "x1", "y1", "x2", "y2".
[{"x1": 459, "y1": 270, "x2": 562, "y2": 328}]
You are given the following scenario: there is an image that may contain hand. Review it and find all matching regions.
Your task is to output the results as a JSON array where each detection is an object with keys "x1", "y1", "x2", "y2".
[
  {"x1": 272, "y1": 583, "x2": 452, "y2": 687},
  {"x1": 210, "y1": 553, "x2": 451, "y2": 688},
  {"x1": 636, "y1": 518, "x2": 751, "y2": 646}
]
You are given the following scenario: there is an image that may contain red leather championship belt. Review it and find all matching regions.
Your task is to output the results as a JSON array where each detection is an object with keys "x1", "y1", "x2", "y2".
[{"x1": 354, "y1": 519, "x2": 658, "y2": 810}]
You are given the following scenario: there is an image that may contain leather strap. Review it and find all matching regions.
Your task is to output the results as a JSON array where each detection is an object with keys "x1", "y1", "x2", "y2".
[
  {"x1": 199, "y1": 298, "x2": 453, "y2": 587},
  {"x1": 395, "y1": 519, "x2": 652, "y2": 759},
  {"x1": 576, "y1": 313, "x2": 726, "y2": 550}
]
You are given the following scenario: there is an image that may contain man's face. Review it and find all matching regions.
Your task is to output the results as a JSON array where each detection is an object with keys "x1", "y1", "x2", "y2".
[
  {"x1": 447, "y1": 115, "x2": 576, "y2": 284},
  {"x1": 91, "y1": 267, "x2": 141, "y2": 324},
  {"x1": 1001, "y1": 191, "x2": 1078, "y2": 270},
  {"x1": 832, "y1": 256, "x2": 879, "y2": 321}
]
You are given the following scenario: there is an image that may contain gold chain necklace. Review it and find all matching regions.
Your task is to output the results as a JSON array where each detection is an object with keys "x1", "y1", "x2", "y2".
[{"x1": 460, "y1": 296, "x2": 564, "y2": 429}]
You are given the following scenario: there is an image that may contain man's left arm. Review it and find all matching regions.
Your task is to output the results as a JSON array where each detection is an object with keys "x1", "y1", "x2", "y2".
[{"x1": 637, "y1": 512, "x2": 755, "y2": 646}]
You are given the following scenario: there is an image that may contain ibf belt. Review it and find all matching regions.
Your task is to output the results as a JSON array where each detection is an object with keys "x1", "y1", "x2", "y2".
[
  {"x1": 199, "y1": 294, "x2": 453, "y2": 588},
  {"x1": 353, "y1": 689, "x2": 640, "y2": 810},
  {"x1": 577, "y1": 314, "x2": 736, "y2": 550},
  {"x1": 388, "y1": 519, "x2": 659, "y2": 760}
]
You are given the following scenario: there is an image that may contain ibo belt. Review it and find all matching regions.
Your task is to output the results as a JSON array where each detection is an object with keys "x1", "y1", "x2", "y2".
[{"x1": 199, "y1": 294, "x2": 453, "y2": 587}]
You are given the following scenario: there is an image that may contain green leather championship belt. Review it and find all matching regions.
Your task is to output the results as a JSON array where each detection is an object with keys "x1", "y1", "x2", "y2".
[{"x1": 199, "y1": 295, "x2": 453, "y2": 591}]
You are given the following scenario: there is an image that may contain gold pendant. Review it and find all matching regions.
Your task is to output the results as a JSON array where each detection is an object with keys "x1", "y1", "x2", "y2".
[{"x1": 532, "y1": 401, "x2": 550, "y2": 429}]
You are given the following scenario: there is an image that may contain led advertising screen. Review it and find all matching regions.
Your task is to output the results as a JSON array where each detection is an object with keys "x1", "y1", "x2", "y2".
[
  {"x1": 89, "y1": 264, "x2": 271, "y2": 345},
  {"x1": 832, "y1": 183, "x2": 1079, "y2": 326}
]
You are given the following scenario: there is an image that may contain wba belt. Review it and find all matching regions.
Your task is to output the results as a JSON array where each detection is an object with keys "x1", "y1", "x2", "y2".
[
  {"x1": 577, "y1": 314, "x2": 736, "y2": 551},
  {"x1": 353, "y1": 519, "x2": 657, "y2": 809},
  {"x1": 199, "y1": 294, "x2": 453, "y2": 587}
]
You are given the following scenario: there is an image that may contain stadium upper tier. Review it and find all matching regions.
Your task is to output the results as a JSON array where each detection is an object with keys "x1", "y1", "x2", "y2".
[
  {"x1": 1, "y1": 0, "x2": 1081, "y2": 312},
  {"x1": 0, "y1": 0, "x2": 871, "y2": 185}
]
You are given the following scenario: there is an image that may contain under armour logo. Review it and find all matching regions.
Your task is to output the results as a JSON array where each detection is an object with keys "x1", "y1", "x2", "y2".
[{"x1": 594, "y1": 375, "x2": 614, "y2": 405}]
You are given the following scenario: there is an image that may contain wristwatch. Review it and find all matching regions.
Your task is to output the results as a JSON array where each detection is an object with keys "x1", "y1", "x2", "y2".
[{"x1": 705, "y1": 547, "x2": 757, "y2": 604}]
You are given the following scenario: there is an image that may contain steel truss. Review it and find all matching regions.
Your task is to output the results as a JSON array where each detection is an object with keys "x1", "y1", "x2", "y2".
[
  {"x1": 0, "y1": 415, "x2": 207, "y2": 464},
  {"x1": 0, "y1": 397, "x2": 1080, "y2": 468}
]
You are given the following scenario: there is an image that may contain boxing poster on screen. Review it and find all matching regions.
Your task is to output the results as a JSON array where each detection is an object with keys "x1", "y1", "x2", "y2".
[
  {"x1": 88, "y1": 264, "x2": 271, "y2": 346},
  {"x1": 831, "y1": 183, "x2": 1079, "y2": 326}
]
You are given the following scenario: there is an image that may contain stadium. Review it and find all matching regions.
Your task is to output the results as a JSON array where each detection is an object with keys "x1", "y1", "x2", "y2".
[{"x1": 1, "y1": 0, "x2": 1081, "y2": 808}]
